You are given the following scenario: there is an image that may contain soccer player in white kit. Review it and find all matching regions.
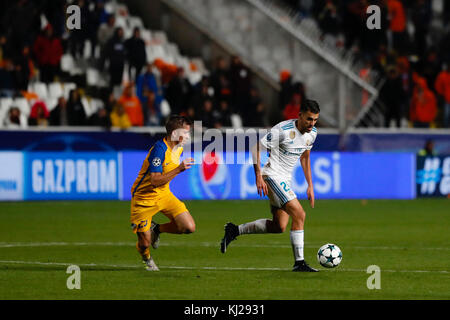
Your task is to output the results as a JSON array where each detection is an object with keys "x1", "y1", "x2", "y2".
[{"x1": 220, "y1": 99, "x2": 320, "y2": 272}]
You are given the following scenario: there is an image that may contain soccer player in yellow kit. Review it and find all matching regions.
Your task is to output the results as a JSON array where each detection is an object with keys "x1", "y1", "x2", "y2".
[{"x1": 130, "y1": 115, "x2": 195, "y2": 271}]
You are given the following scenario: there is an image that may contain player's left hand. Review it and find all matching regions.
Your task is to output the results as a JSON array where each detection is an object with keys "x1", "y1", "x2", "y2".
[{"x1": 307, "y1": 186, "x2": 315, "y2": 208}]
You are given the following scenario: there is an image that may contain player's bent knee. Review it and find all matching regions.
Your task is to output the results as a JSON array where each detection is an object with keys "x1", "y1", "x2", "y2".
[
  {"x1": 272, "y1": 223, "x2": 286, "y2": 233},
  {"x1": 291, "y1": 207, "x2": 306, "y2": 221},
  {"x1": 183, "y1": 223, "x2": 196, "y2": 234},
  {"x1": 138, "y1": 241, "x2": 149, "y2": 251},
  {"x1": 278, "y1": 224, "x2": 287, "y2": 233}
]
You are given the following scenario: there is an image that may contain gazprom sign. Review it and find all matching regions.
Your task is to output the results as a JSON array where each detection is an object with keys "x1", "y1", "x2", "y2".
[{"x1": 24, "y1": 152, "x2": 120, "y2": 200}]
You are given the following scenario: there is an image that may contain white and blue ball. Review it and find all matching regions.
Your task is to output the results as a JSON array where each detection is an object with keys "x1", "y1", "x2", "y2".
[{"x1": 317, "y1": 243, "x2": 342, "y2": 268}]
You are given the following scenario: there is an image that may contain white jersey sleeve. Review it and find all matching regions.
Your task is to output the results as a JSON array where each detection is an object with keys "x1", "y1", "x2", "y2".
[
  {"x1": 260, "y1": 124, "x2": 285, "y2": 150},
  {"x1": 305, "y1": 127, "x2": 317, "y2": 151}
]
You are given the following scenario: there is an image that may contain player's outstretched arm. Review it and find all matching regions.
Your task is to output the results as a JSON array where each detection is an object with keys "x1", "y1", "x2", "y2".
[
  {"x1": 149, "y1": 158, "x2": 194, "y2": 187},
  {"x1": 251, "y1": 142, "x2": 268, "y2": 197},
  {"x1": 300, "y1": 150, "x2": 315, "y2": 208}
]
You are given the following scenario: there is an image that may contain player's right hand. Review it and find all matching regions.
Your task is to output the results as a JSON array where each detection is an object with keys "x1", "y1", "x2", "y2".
[
  {"x1": 256, "y1": 174, "x2": 268, "y2": 197},
  {"x1": 178, "y1": 158, "x2": 194, "y2": 172}
]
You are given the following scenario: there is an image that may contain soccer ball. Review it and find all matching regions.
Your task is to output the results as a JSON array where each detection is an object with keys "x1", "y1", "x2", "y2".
[{"x1": 317, "y1": 243, "x2": 342, "y2": 268}]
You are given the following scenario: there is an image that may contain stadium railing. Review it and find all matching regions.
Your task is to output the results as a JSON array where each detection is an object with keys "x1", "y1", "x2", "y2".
[{"x1": 161, "y1": 0, "x2": 383, "y2": 131}]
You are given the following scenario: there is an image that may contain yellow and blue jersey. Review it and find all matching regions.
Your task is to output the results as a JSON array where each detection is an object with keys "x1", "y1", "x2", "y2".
[{"x1": 131, "y1": 137, "x2": 183, "y2": 199}]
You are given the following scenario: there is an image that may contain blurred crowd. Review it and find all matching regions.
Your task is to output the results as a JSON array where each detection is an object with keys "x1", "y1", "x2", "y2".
[
  {"x1": 281, "y1": 0, "x2": 450, "y2": 128},
  {"x1": 3, "y1": 0, "x2": 449, "y2": 130},
  {"x1": 0, "y1": 0, "x2": 266, "y2": 130}
]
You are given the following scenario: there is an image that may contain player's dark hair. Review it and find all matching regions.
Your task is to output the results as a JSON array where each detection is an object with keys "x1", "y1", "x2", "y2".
[
  {"x1": 301, "y1": 99, "x2": 320, "y2": 114},
  {"x1": 165, "y1": 115, "x2": 192, "y2": 135}
]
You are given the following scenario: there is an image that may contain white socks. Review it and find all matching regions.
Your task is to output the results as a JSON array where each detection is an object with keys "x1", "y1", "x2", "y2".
[
  {"x1": 238, "y1": 222, "x2": 305, "y2": 261},
  {"x1": 290, "y1": 230, "x2": 304, "y2": 261},
  {"x1": 238, "y1": 219, "x2": 269, "y2": 235}
]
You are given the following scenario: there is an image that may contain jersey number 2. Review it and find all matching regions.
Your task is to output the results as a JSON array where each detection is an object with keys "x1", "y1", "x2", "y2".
[{"x1": 280, "y1": 182, "x2": 290, "y2": 192}]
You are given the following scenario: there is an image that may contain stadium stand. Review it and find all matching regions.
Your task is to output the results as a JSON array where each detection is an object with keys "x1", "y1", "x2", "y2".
[
  {"x1": 1, "y1": 0, "x2": 449, "y2": 129},
  {"x1": 277, "y1": 0, "x2": 450, "y2": 128},
  {"x1": 0, "y1": 0, "x2": 250, "y2": 129}
]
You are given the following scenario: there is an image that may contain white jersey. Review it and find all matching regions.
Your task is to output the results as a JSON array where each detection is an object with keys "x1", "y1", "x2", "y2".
[{"x1": 260, "y1": 119, "x2": 317, "y2": 179}]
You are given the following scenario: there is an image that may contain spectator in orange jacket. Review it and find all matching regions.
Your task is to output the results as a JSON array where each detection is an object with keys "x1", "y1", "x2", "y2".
[
  {"x1": 434, "y1": 64, "x2": 450, "y2": 127},
  {"x1": 410, "y1": 77, "x2": 437, "y2": 128},
  {"x1": 32, "y1": 24, "x2": 63, "y2": 83},
  {"x1": 387, "y1": 0, "x2": 407, "y2": 53},
  {"x1": 118, "y1": 83, "x2": 144, "y2": 126}
]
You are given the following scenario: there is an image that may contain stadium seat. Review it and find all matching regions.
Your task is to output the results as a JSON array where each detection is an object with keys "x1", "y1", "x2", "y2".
[
  {"x1": 191, "y1": 58, "x2": 206, "y2": 74},
  {"x1": 166, "y1": 43, "x2": 180, "y2": 60},
  {"x1": 44, "y1": 97, "x2": 58, "y2": 112},
  {"x1": 141, "y1": 29, "x2": 152, "y2": 44},
  {"x1": 90, "y1": 99, "x2": 105, "y2": 114},
  {"x1": 40, "y1": 13, "x2": 49, "y2": 30},
  {"x1": 432, "y1": 0, "x2": 444, "y2": 14},
  {"x1": 115, "y1": 3, "x2": 129, "y2": 17},
  {"x1": 31, "y1": 82, "x2": 48, "y2": 100},
  {"x1": 122, "y1": 63, "x2": 131, "y2": 84},
  {"x1": 60, "y1": 54, "x2": 75, "y2": 73},
  {"x1": 152, "y1": 31, "x2": 168, "y2": 45},
  {"x1": 0, "y1": 98, "x2": 13, "y2": 126},
  {"x1": 112, "y1": 85, "x2": 123, "y2": 99},
  {"x1": 115, "y1": 15, "x2": 127, "y2": 29},
  {"x1": 160, "y1": 100, "x2": 171, "y2": 117},
  {"x1": 13, "y1": 98, "x2": 30, "y2": 117},
  {"x1": 0, "y1": 97, "x2": 13, "y2": 111},
  {"x1": 86, "y1": 68, "x2": 100, "y2": 87},
  {"x1": 128, "y1": 16, "x2": 144, "y2": 29},
  {"x1": 150, "y1": 44, "x2": 167, "y2": 60},
  {"x1": 48, "y1": 83, "x2": 64, "y2": 100},
  {"x1": 81, "y1": 97, "x2": 93, "y2": 118},
  {"x1": 187, "y1": 71, "x2": 202, "y2": 86},
  {"x1": 63, "y1": 83, "x2": 77, "y2": 100},
  {"x1": 231, "y1": 114, "x2": 243, "y2": 129},
  {"x1": 123, "y1": 26, "x2": 133, "y2": 39},
  {"x1": 104, "y1": 2, "x2": 115, "y2": 14},
  {"x1": 177, "y1": 57, "x2": 190, "y2": 73}
]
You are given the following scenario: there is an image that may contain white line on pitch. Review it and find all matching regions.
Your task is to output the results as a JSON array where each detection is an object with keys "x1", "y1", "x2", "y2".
[
  {"x1": 0, "y1": 260, "x2": 448, "y2": 274},
  {"x1": 0, "y1": 241, "x2": 448, "y2": 251}
]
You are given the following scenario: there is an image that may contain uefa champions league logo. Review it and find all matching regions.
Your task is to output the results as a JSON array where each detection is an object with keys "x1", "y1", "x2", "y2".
[{"x1": 152, "y1": 157, "x2": 162, "y2": 167}]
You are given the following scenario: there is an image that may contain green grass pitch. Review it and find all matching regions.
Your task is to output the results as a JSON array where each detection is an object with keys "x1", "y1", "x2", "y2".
[{"x1": 0, "y1": 199, "x2": 449, "y2": 300}]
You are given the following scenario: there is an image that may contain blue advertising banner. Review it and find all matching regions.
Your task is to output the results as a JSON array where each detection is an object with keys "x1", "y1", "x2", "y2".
[
  {"x1": 0, "y1": 131, "x2": 158, "y2": 151},
  {"x1": 416, "y1": 155, "x2": 450, "y2": 198},
  {"x1": 24, "y1": 152, "x2": 120, "y2": 200},
  {"x1": 121, "y1": 152, "x2": 415, "y2": 200},
  {"x1": 0, "y1": 152, "x2": 23, "y2": 200},
  {"x1": 1, "y1": 129, "x2": 449, "y2": 153}
]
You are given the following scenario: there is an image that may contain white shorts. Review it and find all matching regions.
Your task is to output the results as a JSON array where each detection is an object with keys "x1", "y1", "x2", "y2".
[{"x1": 263, "y1": 175, "x2": 297, "y2": 208}]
